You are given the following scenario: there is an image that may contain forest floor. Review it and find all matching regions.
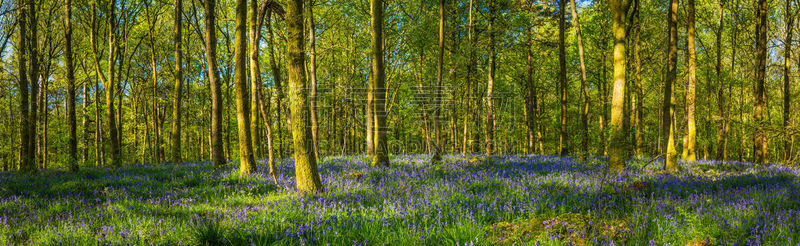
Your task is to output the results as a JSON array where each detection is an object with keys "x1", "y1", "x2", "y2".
[{"x1": 0, "y1": 155, "x2": 799, "y2": 245}]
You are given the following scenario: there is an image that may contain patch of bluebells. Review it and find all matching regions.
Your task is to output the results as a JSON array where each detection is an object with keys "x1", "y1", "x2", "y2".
[{"x1": 0, "y1": 155, "x2": 798, "y2": 245}]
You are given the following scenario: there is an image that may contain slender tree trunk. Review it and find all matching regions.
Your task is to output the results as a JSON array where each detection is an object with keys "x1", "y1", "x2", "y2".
[
  {"x1": 608, "y1": 0, "x2": 629, "y2": 171},
  {"x1": 685, "y1": 0, "x2": 698, "y2": 162},
  {"x1": 431, "y1": 0, "x2": 445, "y2": 163},
  {"x1": 171, "y1": 0, "x2": 184, "y2": 164},
  {"x1": 145, "y1": 2, "x2": 161, "y2": 164},
  {"x1": 367, "y1": 62, "x2": 374, "y2": 155},
  {"x1": 663, "y1": 0, "x2": 679, "y2": 172},
  {"x1": 205, "y1": 0, "x2": 225, "y2": 169},
  {"x1": 525, "y1": 24, "x2": 537, "y2": 155},
  {"x1": 715, "y1": 1, "x2": 727, "y2": 161},
  {"x1": 83, "y1": 69, "x2": 89, "y2": 164},
  {"x1": 462, "y1": 0, "x2": 474, "y2": 155},
  {"x1": 308, "y1": 1, "x2": 320, "y2": 160},
  {"x1": 371, "y1": 0, "x2": 390, "y2": 167},
  {"x1": 105, "y1": 0, "x2": 120, "y2": 167},
  {"x1": 249, "y1": 0, "x2": 260, "y2": 160},
  {"x1": 599, "y1": 38, "x2": 608, "y2": 156},
  {"x1": 485, "y1": 2, "x2": 496, "y2": 156},
  {"x1": 16, "y1": 0, "x2": 34, "y2": 172},
  {"x1": 287, "y1": 0, "x2": 323, "y2": 192},
  {"x1": 28, "y1": 0, "x2": 40, "y2": 171},
  {"x1": 783, "y1": 0, "x2": 794, "y2": 163},
  {"x1": 633, "y1": 1, "x2": 644, "y2": 157},
  {"x1": 570, "y1": 0, "x2": 589, "y2": 158},
  {"x1": 234, "y1": 0, "x2": 256, "y2": 175},
  {"x1": 267, "y1": 13, "x2": 284, "y2": 160},
  {"x1": 753, "y1": 0, "x2": 769, "y2": 164},
  {"x1": 66, "y1": 0, "x2": 77, "y2": 171},
  {"x1": 558, "y1": 0, "x2": 569, "y2": 156}
]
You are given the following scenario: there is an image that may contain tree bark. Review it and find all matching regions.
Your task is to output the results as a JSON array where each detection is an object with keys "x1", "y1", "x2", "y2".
[
  {"x1": 462, "y1": 0, "x2": 474, "y2": 155},
  {"x1": 66, "y1": 0, "x2": 77, "y2": 171},
  {"x1": 431, "y1": 0, "x2": 445, "y2": 163},
  {"x1": 287, "y1": 0, "x2": 323, "y2": 192},
  {"x1": 234, "y1": 0, "x2": 257, "y2": 175},
  {"x1": 308, "y1": 1, "x2": 320, "y2": 160},
  {"x1": 16, "y1": 0, "x2": 34, "y2": 172},
  {"x1": 783, "y1": 0, "x2": 794, "y2": 163},
  {"x1": 715, "y1": 1, "x2": 727, "y2": 161},
  {"x1": 685, "y1": 0, "x2": 698, "y2": 162},
  {"x1": 371, "y1": 0, "x2": 390, "y2": 167},
  {"x1": 608, "y1": 0, "x2": 629, "y2": 171},
  {"x1": 267, "y1": 12, "x2": 284, "y2": 160},
  {"x1": 570, "y1": 0, "x2": 589, "y2": 158},
  {"x1": 171, "y1": 0, "x2": 184, "y2": 164},
  {"x1": 753, "y1": 0, "x2": 769, "y2": 164},
  {"x1": 558, "y1": 0, "x2": 569, "y2": 156},
  {"x1": 486, "y1": 1, "x2": 496, "y2": 156},
  {"x1": 204, "y1": 0, "x2": 225, "y2": 169},
  {"x1": 663, "y1": 0, "x2": 679, "y2": 172}
]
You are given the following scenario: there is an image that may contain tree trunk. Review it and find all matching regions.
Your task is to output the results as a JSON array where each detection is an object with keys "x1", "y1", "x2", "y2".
[
  {"x1": 753, "y1": 0, "x2": 768, "y2": 164},
  {"x1": 715, "y1": 1, "x2": 727, "y2": 161},
  {"x1": 783, "y1": 0, "x2": 794, "y2": 163},
  {"x1": 525, "y1": 24, "x2": 536, "y2": 155},
  {"x1": 234, "y1": 0, "x2": 256, "y2": 175},
  {"x1": 308, "y1": 1, "x2": 320, "y2": 160},
  {"x1": 663, "y1": 0, "x2": 679, "y2": 172},
  {"x1": 570, "y1": 0, "x2": 589, "y2": 158},
  {"x1": 171, "y1": 0, "x2": 184, "y2": 164},
  {"x1": 145, "y1": 2, "x2": 161, "y2": 165},
  {"x1": 462, "y1": 0, "x2": 474, "y2": 155},
  {"x1": 17, "y1": 0, "x2": 34, "y2": 172},
  {"x1": 371, "y1": 0, "x2": 390, "y2": 167},
  {"x1": 599, "y1": 37, "x2": 608, "y2": 156},
  {"x1": 685, "y1": 0, "x2": 698, "y2": 162},
  {"x1": 65, "y1": 0, "x2": 77, "y2": 171},
  {"x1": 287, "y1": 0, "x2": 323, "y2": 192},
  {"x1": 633, "y1": 1, "x2": 644, "y2": 158},
  {"x1": 367, "y1": 62, "x2": 374, "y2": 155},
  {"x1": 267, "y1": 12, "x2": 284, "y2": 160},
  {"x1": 249, "y1": 0, "x2": 260, "y2": 160},
  {"x1": 106, "y1": 0, "x2": 120, "y2": 167},
  {"x1": 486, "y1": 2, "x2": 496, "y2": 156},
  {"x1": 83, "y1": 66, "x2": 89, "y2": 164},
  {"x1": 558, "y1": 0, "x2": 569, "y2": 156},
  {"x1": 204, "y1": 0, "x2": 225, "y2": 169},
  {"x1": 431, "y1": 0, "x2": 445, "y2": 163},
  {"x1": 608, "y1": 0, "x2": 629, "y2": 171}
]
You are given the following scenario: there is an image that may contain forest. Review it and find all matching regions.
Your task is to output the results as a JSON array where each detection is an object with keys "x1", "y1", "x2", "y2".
[{"x1": 1, "y1": 0, "x2": 800, "y2": 244}]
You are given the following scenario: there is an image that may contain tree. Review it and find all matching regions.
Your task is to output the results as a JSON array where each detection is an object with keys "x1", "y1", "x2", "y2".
[
  {"x1": 663, "y1": 0, "x2": 679, "y2": 172},
  {"x1": 371, "y1": 0, "x2": 390, "y2": 167},
  {"x1": 486, "y1": 0, "x2": 496, "y2": 156},
  {"x1": 17, "y1": 0, "x2": 34, "y2": 172},
  {"x1": 608, "y1": 0, "x2": 630, "y2": 171},
  {"x1": 145, "y1": 0, "x2": 162, "y2": 164},
  {"x1": 570, "y1": 0, "x2": 589, "y2": 158},
  {"x1": 431, "y1": 0, "x2": 445, "y2": 164},
  {"x1": 684, "y1": 0, "x2": 697, "y2": 162},
  {"x1": 558, "y1": 0, "x2": 569, "y2": 156},
  {"x1": 715, "y1": 0, "x2": 727, "y2": 161},
  {"x1": 462, "y1": 0, "x2": 475, "y2": 155},
  {"x1": 234, "y1": 0, "x2": 257, "y2": 175},
  {"x1": 287, "y1": 0, "x2": 323, "y2": 192},
  {"x1": 308, "y1": 0, "x2": 320, "y2": 160},
  {"x1": 171, "y1": 0, "x2": 184, "y2": 164},
  {"x1": 204, "y1": 0, "x2": 225, "y2": 169},
  {"x1": 66, "y1": 0, "x2": 77, "y2": 171},
  {"x1": 753, "y1": 0, "x2": 768, "y2": 164},
  {"x1": 783, "y1": 0, "x2": 794, "y2": 162}
]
